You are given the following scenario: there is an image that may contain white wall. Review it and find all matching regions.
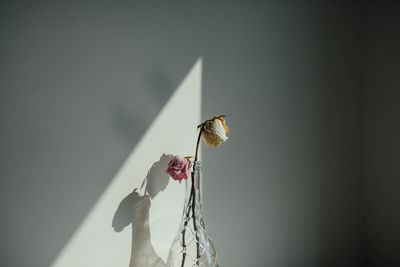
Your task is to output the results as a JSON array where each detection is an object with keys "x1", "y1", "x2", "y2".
[{"x1": 0, "y1": 1, "x2": 383, "y2": 267}]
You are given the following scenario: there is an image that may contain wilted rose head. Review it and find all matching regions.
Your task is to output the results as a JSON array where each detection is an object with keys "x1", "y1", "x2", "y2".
[
  {"x1": 166, "y1": 156, "x2": 192, "y2": 183},
  {"x1": 200, "y1": 116, "x2": 229, "y2": 147}
]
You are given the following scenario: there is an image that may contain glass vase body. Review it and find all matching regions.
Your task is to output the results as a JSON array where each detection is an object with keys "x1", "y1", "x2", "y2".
[{"x1": 166, "y1": 161, "x2": 219, "y2": 267}]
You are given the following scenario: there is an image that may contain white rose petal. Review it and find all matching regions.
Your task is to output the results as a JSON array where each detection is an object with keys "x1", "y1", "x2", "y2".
[{"x1": 201, "y1": 118, "x2": 228, "y2": 147}]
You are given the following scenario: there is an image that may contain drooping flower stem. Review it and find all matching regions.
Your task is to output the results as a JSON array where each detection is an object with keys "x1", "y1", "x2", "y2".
[
  {"x1": 193, "y1": 125, "x2": 205, "y2": 263},
  {"x1": 195, "y1": 123, "x2": 205, "y2": 161}
]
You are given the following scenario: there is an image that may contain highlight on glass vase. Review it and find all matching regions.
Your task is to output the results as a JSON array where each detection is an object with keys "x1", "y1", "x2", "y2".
[{"x1": 165, "y1": 115, "x2": 229, "y2": 267}]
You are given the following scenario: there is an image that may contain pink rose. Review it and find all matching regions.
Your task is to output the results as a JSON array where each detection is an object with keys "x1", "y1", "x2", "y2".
[{"x1": 166, "y1": 156, "x2": 191, "y2": 183}]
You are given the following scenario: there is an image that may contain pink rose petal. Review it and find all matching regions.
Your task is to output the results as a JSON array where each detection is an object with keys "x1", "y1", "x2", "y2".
[{"x1": 166, "y1": 156, "x2": 191, "y2": 183}]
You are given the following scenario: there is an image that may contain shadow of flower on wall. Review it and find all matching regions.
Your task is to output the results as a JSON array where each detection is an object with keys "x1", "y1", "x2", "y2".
[{"x1": 112, "y1": 153, "x2": 173, "y2": 267}]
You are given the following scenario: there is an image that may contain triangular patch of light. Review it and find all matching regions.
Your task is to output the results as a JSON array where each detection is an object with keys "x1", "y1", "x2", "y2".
[{"x1": 50, "y1": 58, "x2": 202, "y2": 267}]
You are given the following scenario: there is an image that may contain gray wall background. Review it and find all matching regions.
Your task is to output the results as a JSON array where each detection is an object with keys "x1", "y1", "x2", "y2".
[
  {"x1": 363, "y1": 2, "x2": 400, "y2": 267},
  {"x1": 0, "y1": 1, "x2": 398, "y2": 267}
]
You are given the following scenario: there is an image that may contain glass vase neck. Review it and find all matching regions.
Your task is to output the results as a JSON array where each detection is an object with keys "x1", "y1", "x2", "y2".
[
  {"x1": 183, "y1": 160, "x2": 204, "y2": 264},
  {"x1": 184, "y1": 161, "x2": 203, "y2": 213},
  {"x1": 193, "y1": 160, "x2": 201, "y2": 171}
]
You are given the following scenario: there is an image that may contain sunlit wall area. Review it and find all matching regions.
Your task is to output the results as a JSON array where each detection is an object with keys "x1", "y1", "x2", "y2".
[{"x1": 49, "y1": 59, "x2": 202, "y2": 267}]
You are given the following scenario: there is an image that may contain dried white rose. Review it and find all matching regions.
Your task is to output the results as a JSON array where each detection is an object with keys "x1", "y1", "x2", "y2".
[{"x1": 200, "y1": 116, "x2": 229, "y2": 147}]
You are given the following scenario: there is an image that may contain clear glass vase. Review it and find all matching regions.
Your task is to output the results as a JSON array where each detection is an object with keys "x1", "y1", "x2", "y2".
[{"x1": 166, "y1": 161, "x2": 219, "y2": 267}]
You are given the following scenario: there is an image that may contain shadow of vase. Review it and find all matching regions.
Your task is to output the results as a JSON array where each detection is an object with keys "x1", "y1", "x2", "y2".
[{"x1": 112, "y1": 153, "x2": 173, "y2": 267}]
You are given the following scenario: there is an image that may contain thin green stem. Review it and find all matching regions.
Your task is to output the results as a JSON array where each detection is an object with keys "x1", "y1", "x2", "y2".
[{"x1": 195, "y1": 124, "x2": 205, "y2": 161}]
